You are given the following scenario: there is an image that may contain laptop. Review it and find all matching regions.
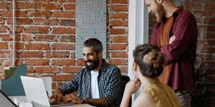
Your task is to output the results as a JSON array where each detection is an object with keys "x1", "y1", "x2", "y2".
[
  {"x1": 0, "y1": 90, "x2": 18, "y2": 107},
  {"x1": 20, "y1": 76, "x2": 74, "y2": 107}
]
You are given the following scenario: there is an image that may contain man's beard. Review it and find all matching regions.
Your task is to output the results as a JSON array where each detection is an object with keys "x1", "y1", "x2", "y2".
[
  {"x1": 85, "y1": 59, "x2": 100, "y2": 71},
  {"x1": 156, "y1": 5, "x2": 166, "y2": 23}
]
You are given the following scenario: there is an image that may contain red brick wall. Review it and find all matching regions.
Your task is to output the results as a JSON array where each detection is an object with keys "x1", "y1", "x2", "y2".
[
  {"x1": 185, "y1": 0, "x2": 215, "y2": 106},
  {"x1": 0, "y1": 0, "x2": 128, "y2": 88}
]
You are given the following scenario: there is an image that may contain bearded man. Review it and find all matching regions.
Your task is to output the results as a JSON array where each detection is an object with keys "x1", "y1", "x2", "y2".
[
  {"x1": 145, "y1": 0, "x2": 198, "y2": 107},
  {"x1": 51, "y1": 38, "x2": 122, "y2": 107}
]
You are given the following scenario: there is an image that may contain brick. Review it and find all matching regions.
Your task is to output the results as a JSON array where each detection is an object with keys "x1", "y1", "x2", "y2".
[
  {"x1": 0, "y1": 26, "x2": 8, "y2": 33},
  {"x1": 110, "y1": 5, "x2": 128, "y2": 12},
  {"x1": 15, "y1": 59, "x2": 24, "y2": 65},
  {"x1": 22, "y1": 34, "x2": 32, "y2": 42},
  {"x1": 16, "y1": 26, "x2": 25, "y2": 33},
  {"x1": 16, "y1": 2, "x2": 35, "y2": 9},
  {"x1": 108, "y1": 0, "x2": 128, "y2": 4},
  {"x1": 191, "y1": 2, "x2": 202, "y2": 10},
  {"x1": 0, "y1": 42, "x2": 8, "y2": 49},
  {"x1": 59, "y1": 20, "x2": 76, "y2": 26},
  {"x1": 204, "y1": 18, "x2": 215, "y2": 24},
  {"x1": 109, "y1": 13, "x2": 128, "y2": 19},
  {"x1": 108, "y1": 59, "x2": 127, "y2": 65},
  {"x1": 16, "y1": 18, "x2": 32, "y2": 25},
  {"x1": 46, "y1": 52, "x2": 70, "y2": 58},
  {"x1": 0, "y1": 67, "x2": 4, "y2": 73},
  {"x1": 77, "y1": 59, "x2": 85, "y2": 66},
  {"x1": 52, "y1": 27, "x2": 75, "y2": 34},
  {"x1": 205, "y1": 3, "x2": 215, "y2": 10},
  {"x1": 52, "y1": 43, "x2": 75, "y2": 50},
  {"x1": 109, "y1": 28, "x2": 126, "y2": 34},
  {"x1": 33, "y1": 0, "x2": 48, "y2": 2},
  {"x1": 52, "y1": 82, "x2": 64, "y2": 90},
  {"x1": 63, "y1": 4, "x2": 76, "y2": 10},
  {"x1": 59, "y1": 35, "x2": 76, "y2": 42},
  {"x1": 52, "y1": 59, "x2": 76, "y2": 66},
  {"x1": 36, "y1": 67, "x2": 60, "y2": 73},
  {"x1": 0, "y1": 18, "x2": 5, "y2": 24},
  {"x1": 16, "y1": 11, "x2": 27, "y2": 17},
  {"x1": 25, "y1": 26, "x2": 49, "y2": 34},
  {"x1": 52, "y1": 75, "x2": 74, "y2": 81},
  {"x1": 109, "y1": 20, "x2": 128, "y2": 26},
  {"x1": 2, "y1": 34, "x2": 13, "y2": 41},
  {"x1": 53, "y1": 11, "x2": 75, "y2": 18},
  {"x1": 119, "y1": 66, "x2": 128, "y2": 73},
  {"x1": 37, "y1": 3, "x2": 61, "y2": 10},
  {"x1": 0, "y1": 75, "x2": 4, "y2": 79},
  {"x1": 0, "y1": 2, "x2": 8, "y2": 9},
  {"x1": 35, "y1": 35, "x2": 57, "y2": 42},
  {"x1": 0, "y1": 51, "x2": 11, "y2": 58},
  {"x1": 18, "y1": 51, "x2": 44, "y2": 58},
  {"x1": 25, "y1": 59, "x2": 50, "y2": 66},
  {"x1": 1, "y1": 10, "x2": 12, "y2": 17},
  {"x1": 33, "y1": 19, "x2": 58, "y2": 25},
  {"x1": 111, "y1": 36, "x2": 128, "y2": 43},
  {"x1": 205, "y1": 32, "x2": 215, "y2": 39},
  {"x1": 203, "y1": 10, "x2": 215, "y2": 17},
  {"x1": 26, "y1": 43, "x2": 50, "y2": 50},
  {"x1": 111, "y1": 52, "x2": 128, "y2": 58},
  {"x1": 108, "y1": 44, "x2": 127, "y2": 50},
  {"x1": 0, "y1": 60, "x2": 13, "y2": 66},
  {"x1": 207, "y1": 25, "x2": 215, "y2": 31},
  {"x1": 62, "y1": 67, "x2": 83, "y2": 73},
  {"x1": 26, "y1": 67, "x2": 35, "y2": 73},
  {"x1": 27, "y1": 11, "x2": 52, "y2": 17}
]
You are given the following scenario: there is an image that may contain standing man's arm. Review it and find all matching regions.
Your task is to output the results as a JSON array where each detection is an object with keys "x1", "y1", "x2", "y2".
[{"x1": 160, "y1": 12, "x2": 198, "y2": 62}]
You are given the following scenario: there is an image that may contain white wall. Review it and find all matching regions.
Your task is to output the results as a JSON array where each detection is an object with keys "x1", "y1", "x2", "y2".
[{"x1": 128, "y1": 0, "x2": 148, "y2": 102}]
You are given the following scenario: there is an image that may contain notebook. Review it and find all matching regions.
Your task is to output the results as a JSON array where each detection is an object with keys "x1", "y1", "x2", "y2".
[
  {"x1": 0, "y1": 90, "x2": 18, "y2": 107},
  {"x1": 20, "y1": 76, "x2": 74, "y2": 107}
]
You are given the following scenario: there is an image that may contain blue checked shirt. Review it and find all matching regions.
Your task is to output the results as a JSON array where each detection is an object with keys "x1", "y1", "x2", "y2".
[{"x1": 60, "y1": 60, "x2": 122, "y2": 107}]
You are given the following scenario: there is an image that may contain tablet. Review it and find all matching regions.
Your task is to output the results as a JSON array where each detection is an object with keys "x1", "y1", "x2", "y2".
[{"x1": 0, "y1": 90, "x2": 18, "y2": 107}]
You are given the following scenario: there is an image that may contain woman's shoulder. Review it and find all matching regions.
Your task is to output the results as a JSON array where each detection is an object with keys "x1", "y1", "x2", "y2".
[{"x1": 133, "y1": 93, "x2": 155, "y2": 107}]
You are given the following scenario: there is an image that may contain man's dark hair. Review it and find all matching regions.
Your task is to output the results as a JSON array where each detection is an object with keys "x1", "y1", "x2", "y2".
[{"x1": 83, "y1": 38, "x2": 103, "y2": 53}]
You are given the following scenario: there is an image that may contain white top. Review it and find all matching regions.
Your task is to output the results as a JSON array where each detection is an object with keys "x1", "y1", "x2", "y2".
[{"x1": 90, "y1": 70, "x2": 100, "y2": 98}]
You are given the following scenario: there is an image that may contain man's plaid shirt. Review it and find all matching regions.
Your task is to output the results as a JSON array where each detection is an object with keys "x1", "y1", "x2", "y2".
[{"x1": 60, "y1": 60, "x2": 122, "y2": 107}]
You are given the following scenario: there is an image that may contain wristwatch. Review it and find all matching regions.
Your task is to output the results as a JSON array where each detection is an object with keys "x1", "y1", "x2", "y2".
[{"x1": 81, "y1": 97, "x2": 86, "y2": 104}]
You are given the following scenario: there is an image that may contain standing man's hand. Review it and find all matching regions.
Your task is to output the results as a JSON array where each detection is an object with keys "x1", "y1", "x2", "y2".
[{"x1": 169, "y1": 35, "x2": 176, "y2": 44}]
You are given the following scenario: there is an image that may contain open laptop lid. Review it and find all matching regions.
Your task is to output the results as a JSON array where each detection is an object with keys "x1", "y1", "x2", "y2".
[
  {"x1": 0, "y1": 90, "x2": 18, "y2": 107},
  {"x1": 21, "y1": 76, "x2": 50, "y2": 107}
]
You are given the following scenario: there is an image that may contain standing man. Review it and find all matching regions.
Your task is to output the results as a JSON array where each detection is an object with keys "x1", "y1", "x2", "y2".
[
  {"x1": 144, "y1": 0, "x2": 198, "y2": 107},
  {"x1": 51, "y1": 38, "x2": 122, "y2": 107}
]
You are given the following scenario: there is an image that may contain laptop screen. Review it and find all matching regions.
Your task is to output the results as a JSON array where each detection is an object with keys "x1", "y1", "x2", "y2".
[
  {"x1": 0, "y1": 90, "x2": 18, "y2": 107},
  {"x1": 21, "y1": 76, "x2": 50, "y2": 107}
]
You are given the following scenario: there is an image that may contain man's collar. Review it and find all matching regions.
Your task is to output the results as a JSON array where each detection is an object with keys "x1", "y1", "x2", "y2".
[{"x1": 173, "y1": 6, "x2": 184, "y2": 17}]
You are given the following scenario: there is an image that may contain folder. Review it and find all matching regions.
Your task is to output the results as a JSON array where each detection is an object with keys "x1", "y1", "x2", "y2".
[{"x1": 1, "y1": 64, "x2": 27, "y2": 96}]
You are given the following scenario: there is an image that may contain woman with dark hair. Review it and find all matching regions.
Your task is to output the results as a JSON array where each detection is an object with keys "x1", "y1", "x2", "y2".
[{"x1": 120, "y1": 44, "x2": 180, "y2": 107}]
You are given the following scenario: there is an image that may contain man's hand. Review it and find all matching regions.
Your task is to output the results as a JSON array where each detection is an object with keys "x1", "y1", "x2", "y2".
[
  {"x1": 169, "y1": 35, "x2": 176, "y2": 44},
  {"x1": 63, "y1": 91, "x2": 83, "y2": 104},
  {"x1": 50, "y1": 89, "x2": 63, "y2": 103}
]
